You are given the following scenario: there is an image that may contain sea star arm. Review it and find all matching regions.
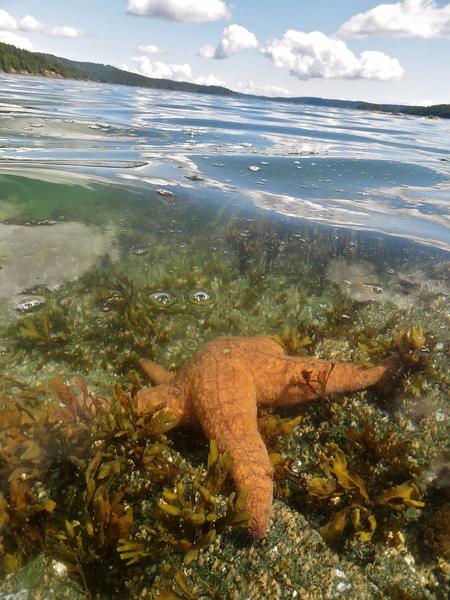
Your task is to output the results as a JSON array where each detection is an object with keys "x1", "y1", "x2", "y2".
[
  {"x1": 312, "y1": 355, "x2": 401, "y2": 394},
  {"x1": 190, "y1": 357, "x2": 273, "y2": 538},
  {"x1": 139, "y1": 359, "x2": 174, "y2": 384},
  {"x1": 262, "y1": 355, "x2": 402, "y2": 406}
]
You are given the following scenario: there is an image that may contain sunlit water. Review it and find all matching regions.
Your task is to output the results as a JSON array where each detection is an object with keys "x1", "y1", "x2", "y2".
[
  {"x1": 1, "y1": 74, "x2": 450, "y2": 250},
  {"x1": 0, "y1": 73, "x2": 449, "y2": 598}
]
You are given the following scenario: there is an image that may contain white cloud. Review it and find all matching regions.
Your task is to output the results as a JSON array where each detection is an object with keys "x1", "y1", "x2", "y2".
[
  {"x1": 358, "y1": 50, "x2": 405, "y2": 81},
  {"x1": 0, "y1": 9, "x2": 85, "y2": 39},
  {"x1": 233, "y1": 81, "x2": 293, "y2": 97},
  {"x1": 127, "y1": 0, "x2": 231, "y2": 23},
  {"x1": 138, "y1": 44, "x2": 165, "y2": 54},
  {"x1": 200, "y1": 24, "x2": 258, "y2": 59},
  {"x1": 125, "y1": 56, "x2": 225, "y2": 87},
  {"x1": 199, "y1": 44, "x2": 216, "y2": 59},
  {"x1": 44, "y1": 26, "x2": 86, "y2": 38},
  {"x1": 338, "y1": 0, "x2": 450, "y2": 39},
  {"x1": 263, "y1": 30, "x2": 404, "y2": 81},
  {"x1": 0, "y1": 30, "x2": 33, "y2": 51},
  {"x1": 19, "y1": 15, "x2": 44, "y2": 32},
  {"x1": 194, "y1": 73, "x2": 226, "y2": 86},
  {"x1": 20, "y1": 15, "x2": 85, "y2": 38},
  {"x1": 0, "y1": 9, "x2": 18, "y2": 30},
  {"x1": 129, "y1": 55, "x2": 193, "y2": 81}
]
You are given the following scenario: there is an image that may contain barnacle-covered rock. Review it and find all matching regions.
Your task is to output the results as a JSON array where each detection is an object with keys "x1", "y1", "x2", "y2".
[
  {"x1": 421, "y1": 503, "x2": 450, "y2": 560},
  {"x1": 0, "y1": 554, "x2": 87, "y2": 599}
]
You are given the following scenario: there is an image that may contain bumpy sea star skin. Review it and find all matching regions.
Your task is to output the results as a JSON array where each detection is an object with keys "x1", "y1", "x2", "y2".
[{"x1": 136, "y1": 335, "x2": 400, "y2": 538}]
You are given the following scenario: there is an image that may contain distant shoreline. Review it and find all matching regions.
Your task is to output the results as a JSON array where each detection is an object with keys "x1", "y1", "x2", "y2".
[{"x1": 1, "y1": 41, "x2": 449, "y2": 120}]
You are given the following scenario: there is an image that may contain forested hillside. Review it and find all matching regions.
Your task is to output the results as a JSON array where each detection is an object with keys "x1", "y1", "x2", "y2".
[
  {"x1": 43, "y1": 55, "x2": 238, "y2": 96},
  {"x1": 0, "y1": 42, "x2": 87, "y2": 79},
  {"x1": 400, "y1": 104, "x2": 450, "y2": 119}
]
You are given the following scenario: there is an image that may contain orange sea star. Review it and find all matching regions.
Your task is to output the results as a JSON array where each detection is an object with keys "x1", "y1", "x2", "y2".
[{"x1": 136, "y1": 335, "x2": 400, "y2": 538}]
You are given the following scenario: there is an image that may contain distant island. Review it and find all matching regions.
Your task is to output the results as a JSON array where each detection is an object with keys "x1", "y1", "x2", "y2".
[{"x1": 1, "y1": 41, "x2": 449, "y2": 119}]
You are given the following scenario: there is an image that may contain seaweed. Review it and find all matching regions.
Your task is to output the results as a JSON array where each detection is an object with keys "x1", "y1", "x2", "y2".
[
  {"x1": 273, "y1": 327, "x2": 313, "y2": 356},
  {"x1": 304, "y1": 440, "x2": 425, "y2": 546},
  {"x1": 226, "y1": 217, "x2": 283, "y2": 277},
  {"x1": 320, "y1": 504, "x2": 377, "y2": 544},
  {"x1": 9, "y1": 300, "x2": 68, "y2": 350},
  {"x1": 98, "y1": 274, "x2": 160, "y2": 338},
  {"x1": 257, "y1": 412, "x2": 303, "y2": 441},
  {"x1": 346, "y1": 419, "x2": 416, "y2": 481},
  {"x1": 0, "y1": 381, "x2": 249, "y2": 596},
  {"x1": 308, "y1": 443, "x2": 369, "y2": 504},
  {"x1": 378, "y1": 482, "x2": 425, "y2": 510},
  {"x1": 123, "y1": 440, "x2": 250, "y2": 566}
]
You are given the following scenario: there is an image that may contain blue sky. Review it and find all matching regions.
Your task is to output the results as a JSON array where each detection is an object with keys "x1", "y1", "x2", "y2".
[{"x1": 1, "y1": 0, "x2": 449, "y2": 104}]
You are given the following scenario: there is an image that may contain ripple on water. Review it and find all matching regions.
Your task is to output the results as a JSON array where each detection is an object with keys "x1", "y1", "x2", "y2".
[
  {"x1": 187, "y1": 288, "x2": 216, "y2": 307},
  {"x1": 146, "y1": 290, "x2": 178, "y2": 309}
]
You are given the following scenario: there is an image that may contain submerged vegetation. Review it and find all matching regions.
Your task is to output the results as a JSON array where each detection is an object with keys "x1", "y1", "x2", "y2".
[
  {"x1": 0, "y1": 379, "x2": 250, "y2": 596},
  {"x1": 0, "y1": 185, "x2": 449, "y2": 598}
]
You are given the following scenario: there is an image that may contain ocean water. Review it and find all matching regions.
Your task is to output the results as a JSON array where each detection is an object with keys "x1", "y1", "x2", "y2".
[{"x1": 0, "y1": 73, "x2": 449, "y2": 599}]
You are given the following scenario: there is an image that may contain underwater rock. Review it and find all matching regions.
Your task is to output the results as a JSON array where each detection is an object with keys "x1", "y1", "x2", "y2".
[
  {"x1": 0, "y1": 554, "x2": 87, "y2": 600},
  {"x1": 327, "y1": 259, "x2": 395, "y2": 305},
  {"x1": 327, "y1": 258, "x2": 450, "y2": 309},
  {"x1": 148, "y1": 502, "x2": 381, "y2": 599},
  {"x1": 365, "y1": 550, "x2": 435, "y2": 600},
  {"x1": 432, "y1": 462, "x2": 450, "y2": 493},
  {"x1": 0, "y1": 222, "x2": 117, "y2": 302}
]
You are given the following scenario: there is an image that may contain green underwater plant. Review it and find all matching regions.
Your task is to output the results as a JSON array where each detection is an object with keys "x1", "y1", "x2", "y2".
[
  {"x1": 98, "y1": 274, "x2": 160, "y2": 338},
  {"x1": 10, "y1": 299, "x2": 68, "y2": 349},
  {"x1": 354, "y1": 322, "x2": 450, "y2": 399},
  {"x1": 273, "y1": 327, "x2": 313, "y2": 356},
  {"x1": 309, "y1": 443, "x2": 370, "y2": 503},
  {"x1": 356, "y1": 324, "x2": 430, "y2": 365}
]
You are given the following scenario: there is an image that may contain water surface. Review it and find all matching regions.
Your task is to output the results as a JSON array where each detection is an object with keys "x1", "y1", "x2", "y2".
[{"x1": 0, "y1": 73, "x2": 449, "y2": 600}]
